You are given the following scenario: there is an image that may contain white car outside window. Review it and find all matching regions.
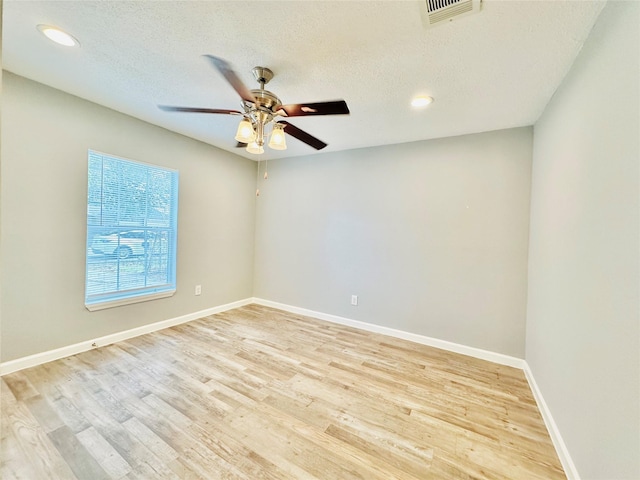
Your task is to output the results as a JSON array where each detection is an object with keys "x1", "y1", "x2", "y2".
[{"x1": 91, "y1": 230, "x2": 163, "y2": 259}]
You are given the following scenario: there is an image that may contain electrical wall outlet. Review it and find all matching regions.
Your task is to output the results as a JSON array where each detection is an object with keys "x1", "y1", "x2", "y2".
[
  {"x1": 351, "y1": 295, "x2": 358, "y2": 306},
  {"x1": 195, "y1": 285, "x2": 202, "y2": 295}
]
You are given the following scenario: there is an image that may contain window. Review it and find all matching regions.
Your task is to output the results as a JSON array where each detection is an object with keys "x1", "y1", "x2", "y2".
[{"x1": 85, "y1": 151, "x2": 179, "y2": 311}]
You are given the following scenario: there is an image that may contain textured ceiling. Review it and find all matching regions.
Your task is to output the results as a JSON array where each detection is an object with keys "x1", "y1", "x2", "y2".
[{"x1": 3, "y1": 0, "x2": 606, "y2": 160}]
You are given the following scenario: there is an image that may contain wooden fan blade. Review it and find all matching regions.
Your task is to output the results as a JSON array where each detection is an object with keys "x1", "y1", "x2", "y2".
[
  {"x1": 159, "y1": 105, "x2": 242, "y2": 115},
  {"x1": 235, "y1": 142, "x2": 248, "y2": 148},
  {"x1": 277, "y1": 100, "x2": 350, "y2": 117},
  {"x1": 279, "y1": 121, "x2": 327, "y2": 150},
  {"x1": 203, "y1": 55, "x2": 256, "y2": 103}
]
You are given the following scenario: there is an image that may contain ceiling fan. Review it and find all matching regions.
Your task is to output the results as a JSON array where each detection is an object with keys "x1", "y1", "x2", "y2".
[{"x1": 159, "y1": 55, "x2": 350, "y2": 154}]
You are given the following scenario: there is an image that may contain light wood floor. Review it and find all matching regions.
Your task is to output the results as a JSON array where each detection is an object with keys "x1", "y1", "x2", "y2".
[{"x1": 1, "y1": 304, "x2": 565, "y2": 479}]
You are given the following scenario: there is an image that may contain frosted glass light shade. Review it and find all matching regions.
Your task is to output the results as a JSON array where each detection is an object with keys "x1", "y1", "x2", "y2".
[
  {"x1": 246, "y1": 142, "x2": 264, "y2": 154},
  {"x1": 235, "y1": 119, "x2": 256, "y2": 143},
  {"x1": 268, "y1": 124, "x2": 287, "y2": 150}
]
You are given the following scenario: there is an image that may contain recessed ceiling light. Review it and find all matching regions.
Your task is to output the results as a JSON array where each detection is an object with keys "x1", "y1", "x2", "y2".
[
  {"x1": 37, "y1": 25, "x2": 80, "y2": 47},
  {"x1": 411, "y1": 95, "x2": 434, "y2": 108}
]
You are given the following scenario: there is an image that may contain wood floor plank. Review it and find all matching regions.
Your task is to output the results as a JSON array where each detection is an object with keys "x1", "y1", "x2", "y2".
[
  {"x1": 1, "y1": 381, "x2": 48, "y2": 480},
  {"x1": 47, "y1": 425, "x2": 111, "y2": 480},
  {"x1": 121, "y1": 417, "x2": 179, "y2": 465},
  {"x1": 76, "y1": 426, "x2": 132, "y2": 479},
  {"x1": 1, "y1": 377, "x2": 18, "y2": 406},
  {"x1": 3, "y1": 372, "x2": 39, "y2": 401},
  {"x1": 1, "y1": 304, "x2": 565, "y2": 479},
  {"x1": 23, "y1": 395, "x2": 65, "y2": 433},
  {"x1": 124, "y1": 460, "x2": 180, "y2": 480},
  {"x1": 51, "y1": 395, "x2": 93, "y2": 434},
  {"x1": 21, "y1": 364, "x2": 65, "y2": 402}
]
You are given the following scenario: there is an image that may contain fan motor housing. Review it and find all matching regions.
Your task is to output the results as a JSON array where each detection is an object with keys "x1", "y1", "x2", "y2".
[{"x1": 244, "y1": 89, "x2": 282, "y2": 112}]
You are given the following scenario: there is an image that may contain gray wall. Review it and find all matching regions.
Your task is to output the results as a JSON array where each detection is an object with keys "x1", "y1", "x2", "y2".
[
  {"x1": 1, "y1": 72, "x2": 257, "y2": 362},
  {"x1": 526, "y1": 1, "x2": 639, "y2": 479},
  {"x1": 254, "y1": 128, "x2": 533, "y2": 358}
]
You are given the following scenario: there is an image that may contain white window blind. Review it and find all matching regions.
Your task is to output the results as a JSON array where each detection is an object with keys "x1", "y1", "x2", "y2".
[{"x1": 85, "y1": 151, "x2": 179, "y2": 311}]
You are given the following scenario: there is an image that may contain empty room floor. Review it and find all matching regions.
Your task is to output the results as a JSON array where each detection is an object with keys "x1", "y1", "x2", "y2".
[{"x1": 1, "y1": 304, "x2": 564, "y2": 479}]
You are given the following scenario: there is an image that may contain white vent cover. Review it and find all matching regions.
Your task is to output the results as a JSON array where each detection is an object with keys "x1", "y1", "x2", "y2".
[{"x1": 425, "y1": 0, "x2": 482, "y2": 27}]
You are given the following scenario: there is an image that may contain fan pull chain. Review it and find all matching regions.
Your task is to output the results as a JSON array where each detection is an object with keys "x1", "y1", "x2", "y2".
[{"x1": 256, "y1": 159, "x2": 261, "y2": 197}]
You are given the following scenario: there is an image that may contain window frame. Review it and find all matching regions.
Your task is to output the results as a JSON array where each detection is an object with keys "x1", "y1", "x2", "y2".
[{"x1": 85, "y1": 150, "x2": 179, "y2": 311}]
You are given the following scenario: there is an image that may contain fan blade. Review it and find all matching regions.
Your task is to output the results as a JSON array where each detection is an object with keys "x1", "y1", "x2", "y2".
[
  {"x1": 235, "y1": 142, "x2": 248, "y2": 148},
  {"x1": 203, "y1": 55, "x2": 256, "y2": 103},
  {"x1": 277, "y1": 100, "x2": 349, "y2": 117},
  {"x1": 279, "y1": 121, "x2": 327, "y2": 150},
  {"x1": 159, "y1": 105, "x2": 242, "y2": 115}
]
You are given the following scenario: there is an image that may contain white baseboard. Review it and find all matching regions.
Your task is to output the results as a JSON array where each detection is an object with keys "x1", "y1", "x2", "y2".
[
  {"x1": 0, "y1": 297, "x2": 253, "y2": 376},
  {"x1": 523, "y1": 362, "x2": 580, "y2": 480},
  {"x1": 251, "y1": 297, "x2": 525, "y2": 369}
]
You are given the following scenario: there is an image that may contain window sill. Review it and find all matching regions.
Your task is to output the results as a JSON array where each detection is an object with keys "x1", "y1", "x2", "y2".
[{"x1": 85, "y1": 289, "x2": 175, "y2": 311}]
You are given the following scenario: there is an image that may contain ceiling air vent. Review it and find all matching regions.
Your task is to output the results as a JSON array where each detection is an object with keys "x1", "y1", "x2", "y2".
[{"x1": 425, "y1": 0, "x2": 482, "y2": 27}]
